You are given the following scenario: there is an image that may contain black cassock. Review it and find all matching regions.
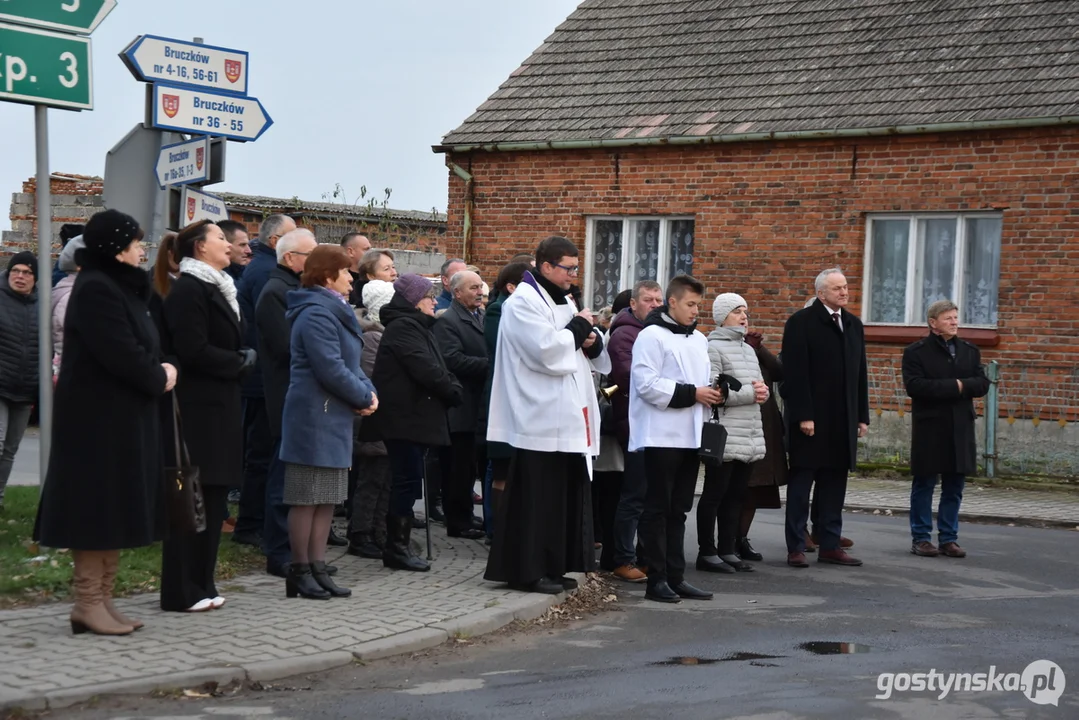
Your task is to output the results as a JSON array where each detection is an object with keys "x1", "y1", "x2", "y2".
[{"x1": 484, "y1": 449, "x2": 595, "y2": 585}]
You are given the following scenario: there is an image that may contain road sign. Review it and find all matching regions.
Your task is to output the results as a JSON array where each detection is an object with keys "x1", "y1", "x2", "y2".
[
  {"x1": 0, "y1": 22, "x2": 92, "y2": 109},
  {"x1": 149, "y1": 82, "x2": 272, "y2": 142},
  {"x1": 180, "y1": 185, "x2": 227, "y2": 225},
  {"x1": 154, "y1": 136, "x2": 209, "y2": 188},
  {"x1": 0, "y1": 0, "x2": 116, "y2": 35},
  {"x1": 122, "y1": 35, "x2": 249, "y2": 95}
]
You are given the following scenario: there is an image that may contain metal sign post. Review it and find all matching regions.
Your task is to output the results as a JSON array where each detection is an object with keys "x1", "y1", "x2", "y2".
[{"x1": 35, "y1": 106, "x2": 52, "y2": 490}]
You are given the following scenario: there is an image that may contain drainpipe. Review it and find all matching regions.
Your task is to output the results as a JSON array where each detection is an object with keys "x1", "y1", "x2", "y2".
[
  {"x1": 448, "y1": 162, "x2": 473, "y2": 263},
  {"x1": 984, "y1": 360, "x2": 999, "y2": 478}
]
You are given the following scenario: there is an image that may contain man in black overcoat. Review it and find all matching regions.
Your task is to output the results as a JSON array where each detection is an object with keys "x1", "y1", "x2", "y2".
[
  {"x1": 432, "y1": 269, "x2": 489, "y2": 540},
  {"x1": 781, "y1": 269, "x2": 869, "y2": 568},
  {"x1": 902, "y1": 300, "x2": 990, "y2": 559}
]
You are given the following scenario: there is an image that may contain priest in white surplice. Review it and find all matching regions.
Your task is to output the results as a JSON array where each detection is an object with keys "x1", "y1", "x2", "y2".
[{"x1": 484, "y1": 236, "x2": 611, "y2": 595}]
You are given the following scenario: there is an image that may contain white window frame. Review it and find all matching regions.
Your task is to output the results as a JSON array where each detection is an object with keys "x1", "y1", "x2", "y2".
[
  {"x1": 862, "y1": 212, "x2": 1003, "y2": 328},
  {"x1": 584, "y1": 215, "x2": 695, "y2": 308}
]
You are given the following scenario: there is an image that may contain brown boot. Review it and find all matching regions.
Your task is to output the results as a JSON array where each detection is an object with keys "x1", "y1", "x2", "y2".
[
  {"x1": 100, "y1": 550, "x2": 143, "y2": 630},
  {"x1": 70, "y1": 550, "x2": 135, "y2": 636}
]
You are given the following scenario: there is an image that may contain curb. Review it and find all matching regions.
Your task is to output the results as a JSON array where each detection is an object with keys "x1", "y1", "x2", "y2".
[
  {"x1": 842, "y1": 502, "x2": 1079, "y2": 530},
  {"x1": 0, "y1": 584, "x2": 572, "y2": 714}
]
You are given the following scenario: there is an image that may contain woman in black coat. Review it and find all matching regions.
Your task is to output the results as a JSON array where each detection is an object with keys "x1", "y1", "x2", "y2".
[
  {"x1": 371, "y1": 274, "x2": 462, "y2": 572},
  {"x1": 160, "y1": 220, "x2": 256, "y2": 613},
  {"x1": 35, "y1": 209, "x2": 178, "y2": 636}
]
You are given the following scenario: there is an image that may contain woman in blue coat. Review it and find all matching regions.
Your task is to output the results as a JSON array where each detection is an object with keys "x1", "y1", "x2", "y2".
[{"x1": 280, "y1": 245, "x2": 377, "y2": 600}]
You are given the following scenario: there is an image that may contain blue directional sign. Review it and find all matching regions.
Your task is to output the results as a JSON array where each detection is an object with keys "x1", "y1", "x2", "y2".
[
  {"x1": 122, "y1": 35, "x2": 249, "y2": 95},
  {"x1": 154, "y1": 136, "x2": 209, "y2": 188},
  {"x1": 150, "y1": 82, "x2": 272, "y2": 142}
]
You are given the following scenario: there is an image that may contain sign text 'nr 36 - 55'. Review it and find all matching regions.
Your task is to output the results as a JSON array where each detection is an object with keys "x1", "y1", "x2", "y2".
[
  {"x1": 0, "y1": 22, "x2": 92, "y2": 109},
  {"x1": 149, "y1": 82, "x2": 272, "y2": 142}
]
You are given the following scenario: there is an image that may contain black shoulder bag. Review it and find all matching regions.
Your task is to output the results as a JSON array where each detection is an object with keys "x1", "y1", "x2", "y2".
[{"x1": 165, "y1": 394, "x2": 207, "y2": 534}]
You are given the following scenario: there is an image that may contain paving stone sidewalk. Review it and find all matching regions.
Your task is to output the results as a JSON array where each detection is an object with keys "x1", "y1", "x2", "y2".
[{"x1": 0, "y1": 533, "x2": 564, "y2": 713}]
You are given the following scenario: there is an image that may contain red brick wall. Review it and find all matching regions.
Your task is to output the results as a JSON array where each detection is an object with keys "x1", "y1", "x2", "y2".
[{"x1": 445, "y1": 126, "x2": 1079, "y2": 421}]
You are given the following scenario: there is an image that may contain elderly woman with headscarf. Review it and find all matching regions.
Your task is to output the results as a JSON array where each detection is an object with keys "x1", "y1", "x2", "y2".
[{"x1": 34, "y1": 209, "x2": 178, "y2": 635}]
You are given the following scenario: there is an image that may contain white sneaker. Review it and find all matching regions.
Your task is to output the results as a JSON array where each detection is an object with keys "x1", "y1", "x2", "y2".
[
  {"x1": 210, "y1": 596, "x2": 226, "y2": 609},
  {"x1": 184, "y1": 598, "x2": 214, "y2": 613}
]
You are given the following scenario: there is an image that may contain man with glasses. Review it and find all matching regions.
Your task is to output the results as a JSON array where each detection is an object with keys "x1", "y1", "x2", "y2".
[
  {"x1": 0, "y1": 252, "x2": 39, "y2": 510},
  {"x1": 484, "y1": 236, "x2": 610, "y2": 595},
  {"x1": 255, "y1": 229, "x2": 318, "y2": 577},
  {"x1": 234, "y1": 214, "x2": 298, "y2": 548}
]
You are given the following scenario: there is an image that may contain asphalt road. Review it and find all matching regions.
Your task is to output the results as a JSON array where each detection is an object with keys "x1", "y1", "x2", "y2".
[{"x1": 50, "y1": 510, "x2": 1079, "y2": 720}]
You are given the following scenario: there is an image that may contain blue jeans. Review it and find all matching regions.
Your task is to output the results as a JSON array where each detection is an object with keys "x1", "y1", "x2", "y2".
[
  {"x1": 386, "y1": 439, "x2": 427, "y2": 517},
  {"x1": 910, "y1": 473, "x2": 965, "y2": 544},
  {"x1": 261, "y1": 438, "x2": 290, "y2": 569},
  {"x1": 612, "y1": 450, "x2": 647, "y2": 567}
]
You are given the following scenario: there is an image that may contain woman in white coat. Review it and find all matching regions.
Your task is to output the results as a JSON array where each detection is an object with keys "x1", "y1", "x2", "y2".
[{"x1": 696, "y1": 293, "x2": 770, "y2": 574}]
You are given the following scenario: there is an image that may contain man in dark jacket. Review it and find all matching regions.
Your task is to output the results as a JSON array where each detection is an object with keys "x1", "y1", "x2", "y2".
[
  {"x1": 781, "y1": 268, "x2": 869, "y2": 569},
  {"x1": 432, "y1": 269, "x2": 488, "y2": 540},
  {"x1": 434, "y1": 258, "x2": 466, "y2": 312},
  {"x1": 219, "y1": 219, "x2": 252, "y2": 282},
  {"x1": 605, "y1": 280, "x2": 663, "y2": 582},
  {"x1": 902, "y1": 300, "x2": 990, "y2": 559},
  {"x1": 341, "y1": 232, "x2": 371, "y2": 306},
  {"x1": 233, "y1": 214, "x2": 296, "y2": 546},
  {"x1": 255, "y1": 228, "x2": 317, "y2": 575},
  {"x1": 0, "y1": 252, "x2": 39, "y2": 509}
]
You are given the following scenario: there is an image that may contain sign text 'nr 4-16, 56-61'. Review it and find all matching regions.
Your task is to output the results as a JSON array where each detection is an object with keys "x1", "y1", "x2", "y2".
[
  {"x1": 150, "y1": 83, "x2": 272, "y2": 142},
  {"x1": 0, "y1": 0, "x2": 117, "y2": 35},
  {"x1": 0, "y1": 22, "x2": 91, "y2": 109},
  {"x1": 122, "y1": 35, "x2": 249, "y2": 96}
]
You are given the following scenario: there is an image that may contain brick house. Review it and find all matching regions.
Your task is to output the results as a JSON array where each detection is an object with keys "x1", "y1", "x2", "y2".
[{"x1": 435, "y1": 0, "x2": 1079, "y2": 475}]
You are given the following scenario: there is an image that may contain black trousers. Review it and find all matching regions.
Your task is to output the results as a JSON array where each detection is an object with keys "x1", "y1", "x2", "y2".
[
  {"x1": 696, "y1": 460, "x2": 753, "y2": 556},
  {"x1": 160, "y1": 484, "x2": 229, "y2": 611},
  {"x1": 639, "y1": 447, "x2": 699, "y2": 586},
  {"x1": 348, "y1": 454, "x2": 392, "y2": 543},
  {"x1": 236, "y1": 398, "x2": 271, "y2": 536},
  {"x1": 446, "y1": 432, "x2": 477, "y2": 533},
  {"x1": 592, "y1": 470, "x2": 623, "y2": 570},
  {"x1": 785, "y1": 467, "x2": 848, "y2": 553}
]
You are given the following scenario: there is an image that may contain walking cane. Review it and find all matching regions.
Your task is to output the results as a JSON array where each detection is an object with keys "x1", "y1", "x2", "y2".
[{"x1": 421, "y1": 449, "x2": 434, "y2": 561}]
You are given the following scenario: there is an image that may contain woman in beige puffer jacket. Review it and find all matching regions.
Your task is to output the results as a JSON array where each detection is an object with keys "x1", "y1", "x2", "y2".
[{"x1": 695, "y1": 293, "x2": 769, "y2": 574}]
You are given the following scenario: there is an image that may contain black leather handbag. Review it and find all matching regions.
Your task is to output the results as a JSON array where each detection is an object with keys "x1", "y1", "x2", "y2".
[
  {"x1": 698, "y1": 406, "x2": 729, "y2": 465},
  {"x1": 165, "y1": 394, "x2": 207, "y2": 534}
]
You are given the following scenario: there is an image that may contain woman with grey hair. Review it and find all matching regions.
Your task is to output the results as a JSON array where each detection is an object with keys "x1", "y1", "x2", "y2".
[{"x1": 52, "y1": 235, "x2": 86, "y2": 377}]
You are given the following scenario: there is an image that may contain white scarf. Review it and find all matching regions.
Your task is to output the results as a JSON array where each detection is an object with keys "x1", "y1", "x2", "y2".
[{"x1": 179, "y1": 257, "x2": 240, "y2": 320}]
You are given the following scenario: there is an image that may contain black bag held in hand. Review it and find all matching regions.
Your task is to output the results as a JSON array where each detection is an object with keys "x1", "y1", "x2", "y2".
[
  {"x1": 699, "y1": 373, "x2": 743, "y2": 464},
  {"x1": 165, "y1": 394, "x2": 207, "y2": 534}
]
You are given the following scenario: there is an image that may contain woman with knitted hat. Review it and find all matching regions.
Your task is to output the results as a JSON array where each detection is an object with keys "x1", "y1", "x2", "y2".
[
  {"x1": 371, "y1": 274, "x2": 463, "y2": 571},
  {"x1": 346, "y1": 279, "x2": 396, "y2": 558},
  {"x1": 695, "y1": 293, "x2": 771, "y2": 575},
  {"x1": 34, "y1": 209, "x2": 178, "y2": 635}
]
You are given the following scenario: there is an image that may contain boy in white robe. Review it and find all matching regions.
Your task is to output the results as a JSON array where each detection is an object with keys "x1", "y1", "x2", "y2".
[{"x1": 485, "y1": 236, "x2": 611, "y2": 594}]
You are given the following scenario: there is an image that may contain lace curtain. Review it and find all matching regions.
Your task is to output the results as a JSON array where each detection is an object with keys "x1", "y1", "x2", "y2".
[
  {"x1": 964, "y1": 218, "x2": 1002, "y2": 325},
  {"x1": 591, "y1": 220, "x2": 623, "y2": 308},
  {"x1": 868, "y1": 219, "x2": 909, "y2": 323}
]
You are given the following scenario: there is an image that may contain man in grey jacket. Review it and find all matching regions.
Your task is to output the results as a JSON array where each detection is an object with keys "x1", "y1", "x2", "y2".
[{"x1": 0, "y1": 252, "x2": 39, "y2": 509}]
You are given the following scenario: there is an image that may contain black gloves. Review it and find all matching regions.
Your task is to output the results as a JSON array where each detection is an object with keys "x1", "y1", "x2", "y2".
[{"x1": 238, "y1": 347, "x2": 258, "y2": 376}]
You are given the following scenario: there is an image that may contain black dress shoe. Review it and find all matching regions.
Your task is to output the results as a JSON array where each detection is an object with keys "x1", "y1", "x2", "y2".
[
  {"x1": 232, "y1": 531, "x2": 262, "y2": 547},
  {"x1": 348, "y1": 538, "x2": 383, "y2": 559},
  {"x1": 560, "y1": 576, "x2": 578, "y2": 591},
  {"x1": 327, "y1": 528, "x2": 348, "y2": 547},
  {"x1": 695, "y1": 556, "x2": 735, "y2": 574},
  {"x1": 448, "y1": 527, "x2": 485, "y2": 540},
  {"x1": 645, "y1": 581, "x2": 681, "y2": 603},
  {"x1": 266, "y1": 561, "x2": 288, "y2": 578},
  {"x1": 428, "y1": 504, "x2": 446, "y2": 524},
  {"x1": 471, "y1": 516, "x2": 485, "y2": 530},
  {"x1": 726, "y1": 558, "x2": 755, "y2": 572},
  {"x1": 735, "y1": 537, "x2": 763, "y2": 562},
  {"x1": 671, "y1": 580, "x2": 713, "y2": 600},
  {"x1": 511, "y1": 577, "x2": 563, "y2": 595},
  {"x1": 411, "y1": 514, "x2": 428, "y2": 529}
]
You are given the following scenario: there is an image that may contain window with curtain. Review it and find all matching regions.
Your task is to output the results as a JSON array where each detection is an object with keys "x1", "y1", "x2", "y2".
[
  {"x1": 864, "y1": 214, "x2": 1003, "y2": 326},
  {"x1": 586, "y1": 216, "x2": 695, "y2": 309}
]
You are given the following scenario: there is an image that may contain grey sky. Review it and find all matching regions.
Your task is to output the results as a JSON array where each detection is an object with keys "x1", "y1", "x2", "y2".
[{"x1": 0, "y1": 0, "x2": 581, "y2": 232}]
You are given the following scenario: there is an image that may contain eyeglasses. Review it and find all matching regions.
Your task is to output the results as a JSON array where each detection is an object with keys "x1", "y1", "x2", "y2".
[
  {"x1": 554, "y1": 263, "x2": 580, "y2": 275},
  {"x1": 288, "y1": 251, "x2": 311, "y2": 257},
  {"x1": 8, "y1": 268, "x2": 34, "y2": 277}
]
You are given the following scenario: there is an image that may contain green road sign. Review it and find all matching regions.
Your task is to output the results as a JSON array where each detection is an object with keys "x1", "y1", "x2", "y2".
[
  {"x1": 0, "y1": 0, "x2": 117, "y2": 35},
  {"x1": 0, "y1": 23, "x2": 92, "y2": 109}
]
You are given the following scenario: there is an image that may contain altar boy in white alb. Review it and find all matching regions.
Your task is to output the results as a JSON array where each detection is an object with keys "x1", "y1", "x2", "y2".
[
  {"x1": 485, "y1": 236, "x2": 611, "y2": 595},
  {"x1": 631, "y1": 275, "x2": 724, "y2": 603}
]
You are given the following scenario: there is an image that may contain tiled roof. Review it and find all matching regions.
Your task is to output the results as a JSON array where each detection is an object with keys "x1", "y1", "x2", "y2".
[
  {"x1": 219, "y1": 192, "x2": 447, "y2": 225},
  {"x1": 439, "y1": 0, "x2": 1079, "y2": 148}
]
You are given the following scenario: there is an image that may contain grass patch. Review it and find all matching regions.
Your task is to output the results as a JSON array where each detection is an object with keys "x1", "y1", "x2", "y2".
[{"x1": 0, "y1": 486, "x2": 264, "y2": 608}]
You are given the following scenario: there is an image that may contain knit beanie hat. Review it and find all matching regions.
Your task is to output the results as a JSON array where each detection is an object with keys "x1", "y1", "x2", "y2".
[
  {"x1": 83, "y1": 209, "x2": 141, "y2": 257},
  {"x1": 58, "y1": 235, "x2": 86, "y2": 273},
  {"x1": 712, "y1": 293, "x2": 748, "y2": 325},
  {"x1": 393, "y1": 273, "x2": 437, "y2": 306},
  {"x1": 363, "y1": 279, "x2": 395, "y2": 323},
  {"x1": 7, "y1": 251, "x2": 37, "y2": 280}
]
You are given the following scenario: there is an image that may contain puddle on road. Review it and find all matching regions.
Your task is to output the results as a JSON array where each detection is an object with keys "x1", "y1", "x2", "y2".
[
  {"x1": 799, "y1": 641, "x2": 872, "y2": 655},
  {"x1": 653, "y1": 652, "x2": 785, "y2": 666}
]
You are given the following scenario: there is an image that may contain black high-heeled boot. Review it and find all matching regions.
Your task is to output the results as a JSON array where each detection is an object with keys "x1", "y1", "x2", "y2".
[
  {"x1": 286, "y1": 563, "x2": 331, "y2": 599},
  {"x1": 383, "y1": 515, "x2": 430, "y2": 572},
  {"x1": 736, "y1": 537, "x2": 763, "y2": 562},
  {"x1": 311, "y1": 561, "x2": 351, "y2": 597}
]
